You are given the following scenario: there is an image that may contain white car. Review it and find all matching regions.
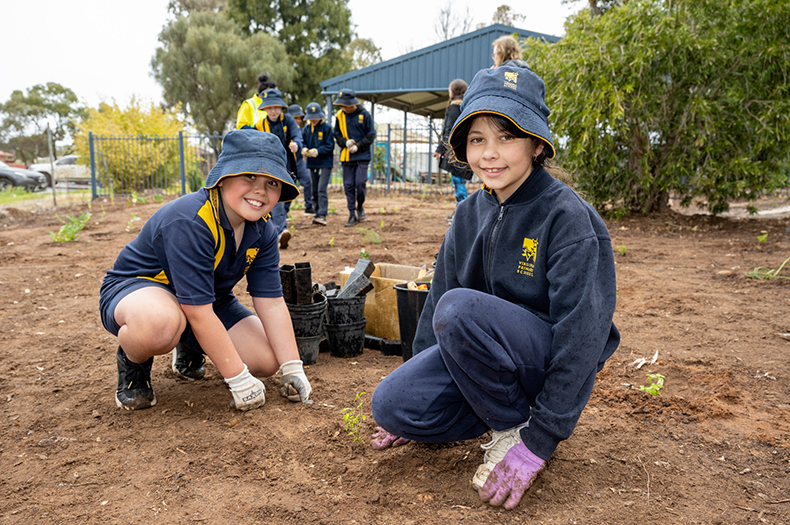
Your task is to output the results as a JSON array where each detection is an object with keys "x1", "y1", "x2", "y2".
[{"x1": 28, "y1": 154, "x2": 90, "y2": 187}]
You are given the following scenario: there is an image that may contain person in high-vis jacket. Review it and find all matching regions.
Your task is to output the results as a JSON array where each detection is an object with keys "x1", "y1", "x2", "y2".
[{"x1": 332, "y1": 89, "x2": 376, "y2": 227}]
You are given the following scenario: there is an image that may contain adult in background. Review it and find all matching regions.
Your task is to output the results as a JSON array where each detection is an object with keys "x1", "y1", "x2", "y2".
[
  {"x1": 285, "y1": 104, "x2": 315, "y2": 216},
  {"x1": 433, "y1": 79, "x2": 473, "y2": 223},
  {"x1": 333, "y1": 89, "x2": 376, "y2": 227},
  {"x1": 491, "y1": 35, "x2": 531, "y2": 69}
]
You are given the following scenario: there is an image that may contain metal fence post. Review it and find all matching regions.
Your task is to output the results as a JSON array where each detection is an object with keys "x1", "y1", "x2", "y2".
[
  {"x1": 179, "y1": 131, "x2": 186, "y2": 195},
  {"x1": 386, "y1": 124, "x2": 392, "y2": 194},
  {"x1": 89, "y1": 131, "x2": 97, "y2": 201}
]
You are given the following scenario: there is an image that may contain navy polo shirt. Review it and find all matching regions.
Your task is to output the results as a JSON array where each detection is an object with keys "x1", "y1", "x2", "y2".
[{"x1": 106, "y1": 187, "x2": 282, "y2": 304}]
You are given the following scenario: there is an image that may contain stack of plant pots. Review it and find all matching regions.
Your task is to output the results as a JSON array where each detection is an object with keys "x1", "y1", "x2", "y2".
[
  {"x1": 281, "y1": 262, "x2": 325, "y2": 365},
  {"x1": 324, "y1": 259, "x2": 375, "y2": 358}
]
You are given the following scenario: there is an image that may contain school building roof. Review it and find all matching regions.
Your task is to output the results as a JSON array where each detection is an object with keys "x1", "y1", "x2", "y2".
[{"x1": 319, "y1": 24, "x2": 560, "y2": 118}]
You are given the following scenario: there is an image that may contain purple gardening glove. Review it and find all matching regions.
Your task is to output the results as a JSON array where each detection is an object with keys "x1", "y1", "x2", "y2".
[
  {"x1": 371, "y1": 426, "x2": 410, "y2": 449},
  {"x1": 479, "y1": 441, "x2": 546, "y2": 510}
]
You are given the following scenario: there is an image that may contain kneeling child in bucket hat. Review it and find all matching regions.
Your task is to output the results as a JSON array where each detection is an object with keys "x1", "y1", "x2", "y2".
[
  {"x1": 370, "y1": 66, "x2": 620, "y2": 510},
  {"x1": 99, "y1": 129, "x2": 312, "y2": 413}
]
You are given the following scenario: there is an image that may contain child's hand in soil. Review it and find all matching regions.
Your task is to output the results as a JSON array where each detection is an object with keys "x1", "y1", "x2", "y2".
[
  {"x1": 479, "y1": 442, "x2": 545, "y2": 510},
  {"x1": 371, "y1": 426, "x2": 410, "y2": 449},
  {"x1": 279, "y1": 360, "x2": 313, "y2": 404}
]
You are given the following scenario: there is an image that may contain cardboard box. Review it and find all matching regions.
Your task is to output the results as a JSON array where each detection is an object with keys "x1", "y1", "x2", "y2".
[{"x1": 340, "y1": 263, "x2": 429, "y2": 340}]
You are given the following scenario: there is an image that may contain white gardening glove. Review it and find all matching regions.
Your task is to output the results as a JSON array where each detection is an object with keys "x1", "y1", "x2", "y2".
[
  {"x1": 301, "y1": 147, "x2": 309, "y2": 157},
  {"x1": 349, "y1": 145, "x2": 358, "y2": 154},
  {"x1": 308, "y1": 148, "x2": 318, "y2": 157},
  {"x1": 224, "y1": 364, "x2": 265, "y2": 411},
  {"x1": 345, "y1": 139, "x2": 356, "y2": 148},
  {"x1": 279, "y1": 360, "x2": 313, "y2": 404}
]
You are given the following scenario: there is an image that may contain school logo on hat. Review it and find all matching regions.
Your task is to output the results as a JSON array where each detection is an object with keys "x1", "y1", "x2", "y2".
[
  {"x1": 504, "y1": 71, "x2": 519, "y2": 90},
  {"x1": 517, "y1": 237, "x2": 539, "y2": 277}
]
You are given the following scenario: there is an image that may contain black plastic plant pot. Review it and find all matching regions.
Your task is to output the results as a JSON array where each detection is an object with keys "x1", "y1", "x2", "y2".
[
  {"x1": 294, "y1": 262, "x2": 313, "y2": 304},
  {"x1": 295, "y1": 335, "x2": 321, "y2": 365},
  {"x1": 287, "y1": 294, "x2": 327, "y2": 337},
  {"x1": 325, "y1": 317, "x2": 367, "y2": 358},
  {"x1": 326, "y1": 295, "x2": 367, "y2": 325},
  {"x1": 280, "y1": 265, "x2": 295, "y2": 304},
  {"x1": 394, "y1": 282, "x2": 431, "y2": 362}
]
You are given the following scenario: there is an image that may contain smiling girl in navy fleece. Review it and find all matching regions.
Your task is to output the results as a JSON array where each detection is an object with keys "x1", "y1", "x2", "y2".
[{"x1": 370, "y1": 65, "x2": 620, "y2": 510}]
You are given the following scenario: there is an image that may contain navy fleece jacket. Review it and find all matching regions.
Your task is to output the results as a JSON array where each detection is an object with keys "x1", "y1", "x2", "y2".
[
  {"x1": 413, "y1": 166, "x2": 620, "y2": 461},
  {"x1": 302, "y1": 120, "x2": 335, "y2": 169}
]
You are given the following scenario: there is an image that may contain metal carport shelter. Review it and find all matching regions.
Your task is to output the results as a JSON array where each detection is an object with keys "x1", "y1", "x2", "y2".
[{"x1": 319, "y1": 24, "x2": 560, "y2": 120}]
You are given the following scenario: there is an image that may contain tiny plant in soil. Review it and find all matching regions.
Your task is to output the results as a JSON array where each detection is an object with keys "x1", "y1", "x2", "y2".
[
  {"x1": 379, "y1": 207, "x2": 386, "y2": 214},
  {"x1": 328, "y1": 202, "x2": 338, "y2": 215},
  {"x1": 640, "y1": 373, "x2": 665, "y2": 396},
  {"x1": 328, "y1": 236, "x2": 335, "y2": 247},
  {"x1": 360, "y1": 248, "x2": 369, "y2": 259},
  {"x1": 341, "y1": 391, "x2": 367, "y2": 444},
  {"x1": 154, "y1": 194, "x2": 163, "y2": 203},
  {"x1": 291, "y1": 200, "x2": 304, "y2": 210},
  {"x1": 125, "y1": 213, "x2": 142, "y2": 232},
  {"x1": 745, "y1": 255, "x2": 790, "y2": 280},
  {"x1": 379, "y1": 220, "x2": 385, "y2": 231},
  {"x1": 50, "y1": 212, "x2": 92, "y2": 242},
  {"x1": 356, "y1": 227, "x2": 381, "y2": 244},
  {"x1": 757, "y1": 231, "x2": 768, "y2": 243},
  {"x1": 617, "y1": 245, "x2": 627, "y2": 256}
]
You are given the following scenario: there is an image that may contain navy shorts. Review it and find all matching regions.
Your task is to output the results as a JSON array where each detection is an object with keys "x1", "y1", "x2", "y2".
[{"x1": 99, "y1": 276, "x2": 255, "y2": 352}]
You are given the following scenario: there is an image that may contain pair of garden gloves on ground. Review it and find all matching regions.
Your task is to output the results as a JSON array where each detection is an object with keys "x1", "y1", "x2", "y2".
[
  {"x1": 225, "y1": 360, "x2": 312, "y2": 410},
  {"x1": 372, "y1": 426, "x2": 545, "y2": 510}
]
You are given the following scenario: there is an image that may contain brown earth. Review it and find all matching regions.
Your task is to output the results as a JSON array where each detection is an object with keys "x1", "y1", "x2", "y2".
[{"x1": 1, "y1": 190, "x2": 790, "y2": 525}]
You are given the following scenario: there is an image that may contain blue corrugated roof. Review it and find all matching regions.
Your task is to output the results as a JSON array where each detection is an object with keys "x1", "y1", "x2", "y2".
[{"x1": 320, "y1": 24, "x2": 559, "y2": 117}]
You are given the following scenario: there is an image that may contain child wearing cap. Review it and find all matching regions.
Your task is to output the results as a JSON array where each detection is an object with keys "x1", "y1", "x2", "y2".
[
  {"x1": 370, "y1": 66, "x2": 620, "y2": 510},
  {"x1": 301, "y1": 102, "x2": 335, "y2": 226},
  {"x1": 332, "y1": 89, "x2": 376, "y2": 227},
  {"x1": 99, "y1": 129, "x2": 312, "y2": 412}
]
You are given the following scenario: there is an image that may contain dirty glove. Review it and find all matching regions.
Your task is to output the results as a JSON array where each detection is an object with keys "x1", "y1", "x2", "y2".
[
  {"x1": 308, "y1": 148, "x2": 318, "y2": 157},
  {"x1": 225, "y1": 364, "x2": 265, "y2": 411},
  {"x1": 479, "y1": 442, "x2": 546, "y2": 510},
  {"x1": 279, "y1": 360, "x2": 313, "y2": 404},
  {"x1": 301, "y1": 147, "x2": 309, "y2": 157},
  {"x1": 349, "y1": 145, "x2": 358, "y2": 154},
  {"x1": 371, "y1": 426, "x2": 410, "y2": 449}
]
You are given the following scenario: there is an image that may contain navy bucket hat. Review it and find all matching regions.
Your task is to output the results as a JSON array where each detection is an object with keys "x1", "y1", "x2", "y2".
[
  {"x1": 449, "y1": 66, "x2": 555, "y2": 161},
  {"x1": 205, "y1": 129, "x2": 299, "y2": 202},
  {"x1": 305, "y1": 102, "x2": 326, "y2": 120},
  {"x1": 257, "y1": 88, "x2": 288, "y2": 110},
  {"x1": 333, "y1": 89, "x2": 359, "y2": 106},
  {"x1": 287, "y1": 104, "x2": 304, "y2": 118}
]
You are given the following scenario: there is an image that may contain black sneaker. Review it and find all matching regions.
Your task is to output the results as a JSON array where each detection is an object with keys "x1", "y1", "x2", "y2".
[
  {"x1": 115, "y1": 347, "x2": 156, "y2": 410},
  {"x1": 171, "y1": 342, "x2": 206, "y2": 380},
  {"x1": 345, "y1": 215, "x2": 359, "y2": 227},
  {"x1": 303, "y1": 207, "x2": 315, "y2": 215},
  {"x1": 357, "y1": 207, "x2": 367, "y2": 221}
]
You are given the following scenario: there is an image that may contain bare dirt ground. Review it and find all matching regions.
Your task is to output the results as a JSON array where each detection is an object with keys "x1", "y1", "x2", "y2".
[{"x1": 1, "y1": 190, "x2": 790, "y2": 525}]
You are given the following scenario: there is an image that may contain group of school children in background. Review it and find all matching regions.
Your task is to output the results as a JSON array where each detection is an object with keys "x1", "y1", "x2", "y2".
[{"x1": 235, "y1": 74, "x2": 376, "y2": 249}]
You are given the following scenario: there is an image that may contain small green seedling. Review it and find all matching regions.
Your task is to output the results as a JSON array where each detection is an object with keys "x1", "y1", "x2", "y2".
[
  {"x1": 328, "y1": 236, "x2": 335, "y2": 247},
  {"x1": 379, "y1": 207, "x2": 387, "y2": 214},
  {"x1": 328, "y1": 202, "x2": 338, "y2": 215},
  {"x1": 341, "y1": 391, "x2": 367, "y2": 444},
  {"x1": 154, "y1": 194, "x2": 163, "y2": 203},
  {"x1": 125, "y1": 213, "x2": 142, "y2": 232},
  {"x1": 291, "y1": 200, "x2": 304, "y2": 210},
  {"x1": 360, "y1": 248, "x2": 369, "y2": 259},
  {"x1": 757, "y1": 231, "x2": 768, "y2": 243},
  {"x1": 617, "y1": 245, "x2": 627, "y2": 256},
  {"x1": 745, "y1": 255, "x2": 790, "y2": 280},
  {"x1": 379, "y1": 220, "x2": 385, "y2": 231},
  {"x1": 356, "y1": 227, "x2": 381, "y2": 244},
  {"x1": 50, "y1": 212, "x2": 92, "y2": 242},
  {"x1": 640, "y1": 373, "x2": 665, "y2": 396}
]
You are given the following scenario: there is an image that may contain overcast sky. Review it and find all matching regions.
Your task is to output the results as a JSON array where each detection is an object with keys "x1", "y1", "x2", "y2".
[{"x1": 0, "y1": 0, "x2": 580, "y2": 111}]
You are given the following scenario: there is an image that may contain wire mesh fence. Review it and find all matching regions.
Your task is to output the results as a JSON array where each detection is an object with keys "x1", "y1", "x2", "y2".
[{"x1": 88, "y1": 126, "x2": 482, "y2": 201}]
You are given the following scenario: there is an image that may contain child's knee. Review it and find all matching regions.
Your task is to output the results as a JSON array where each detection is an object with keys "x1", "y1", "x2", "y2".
[
  {"x1": 433, "y1": 288, "x2": 477, "y2": 336},
  {"x1": 132, "y1": 304, "x2": 185, "y2": 349}
]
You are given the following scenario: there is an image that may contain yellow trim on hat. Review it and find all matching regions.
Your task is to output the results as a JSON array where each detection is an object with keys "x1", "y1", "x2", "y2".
[{"x1": 449, "y1": 110, "x2": 556, "y2": 161}]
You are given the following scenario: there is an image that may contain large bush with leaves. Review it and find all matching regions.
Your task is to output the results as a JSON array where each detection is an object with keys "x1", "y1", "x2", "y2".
[
  {"x1": 74, "y1": 98, "x2": 185, "y2": 193},
  {"x1": 525, "y1": 0, "x2": 790, "y2": 216}
]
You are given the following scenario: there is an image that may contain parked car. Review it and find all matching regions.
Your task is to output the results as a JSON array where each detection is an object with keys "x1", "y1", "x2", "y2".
[
  {"x1": 28, "y1": 154, "x2": 90, "y2": 186},
  {"x1": 0, "y1": 161, "x2": 48, "y2": 192}
]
